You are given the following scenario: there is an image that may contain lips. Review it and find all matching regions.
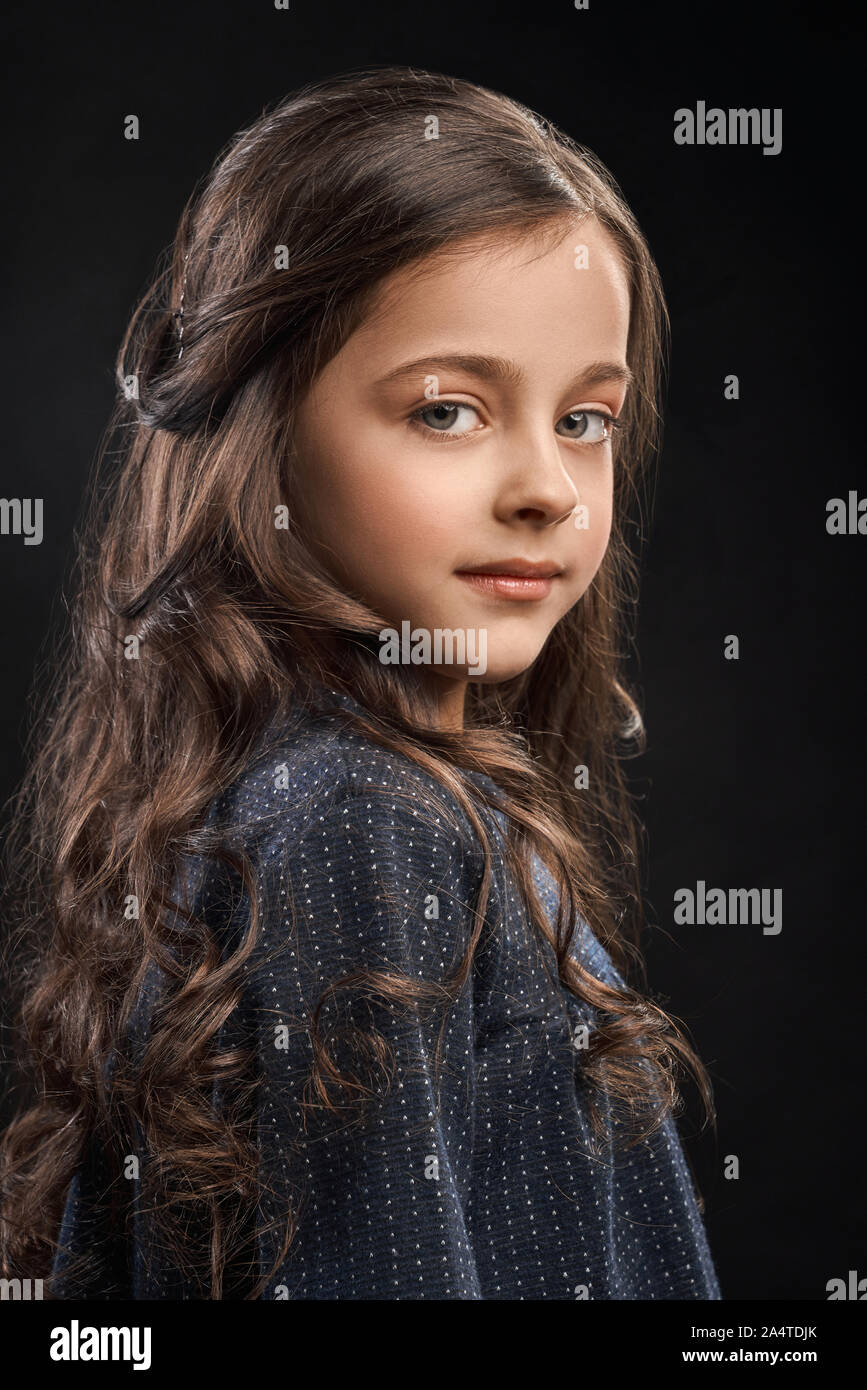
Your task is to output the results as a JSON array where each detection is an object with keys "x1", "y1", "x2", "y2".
[
  {"x1": 454, "y1": 558, "x2": 563, "y2": 579},
  {"x1": 454, "y1": 559, "x2": 562, "y2": 602}
]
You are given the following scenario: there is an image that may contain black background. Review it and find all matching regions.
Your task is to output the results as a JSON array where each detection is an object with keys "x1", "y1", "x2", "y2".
[{"x1": 1, "y1": 0, "x2": 863, "y2": 1302}]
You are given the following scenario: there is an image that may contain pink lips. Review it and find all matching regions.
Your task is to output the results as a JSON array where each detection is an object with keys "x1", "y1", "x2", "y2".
[{"x1": 454, "y1": 558, "x2": 562, "y2": 601}]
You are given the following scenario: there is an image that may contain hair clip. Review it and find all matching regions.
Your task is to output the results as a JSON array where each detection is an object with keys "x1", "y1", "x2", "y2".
[{"x1": 173, "y1": 251, "x2": 191, "y2": 360}]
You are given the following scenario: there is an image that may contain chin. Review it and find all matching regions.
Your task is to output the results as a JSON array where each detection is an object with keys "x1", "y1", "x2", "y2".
[{"x1": 464, "y1": 653, "x2": 544, "y2": 686}]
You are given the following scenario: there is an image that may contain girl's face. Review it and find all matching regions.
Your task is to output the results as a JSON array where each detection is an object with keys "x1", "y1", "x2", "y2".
[{"x1": 292, "y1": 214, "x2": 631, "y2": 725}]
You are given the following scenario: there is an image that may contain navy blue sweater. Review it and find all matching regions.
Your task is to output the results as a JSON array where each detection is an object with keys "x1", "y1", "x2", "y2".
[{"x1": 52, "y1": 683, "x2": 721, "y2": 1300}]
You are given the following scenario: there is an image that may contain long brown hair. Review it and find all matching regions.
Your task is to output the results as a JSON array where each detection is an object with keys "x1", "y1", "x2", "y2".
[{"x1": 0, "y1": 64, "x2": 714, "y2": 1298}]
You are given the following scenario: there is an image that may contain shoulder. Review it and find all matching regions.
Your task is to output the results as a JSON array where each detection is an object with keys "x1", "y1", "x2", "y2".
[
  {"x1": 531, "y1": 851, "x2": 628, "y2": 990},
  {"x1": 211, "y1": 699, "x2": 489, "y2": 884},
  {"x1": 206, "y1": 700, "x2": 495, "y2": 981}
]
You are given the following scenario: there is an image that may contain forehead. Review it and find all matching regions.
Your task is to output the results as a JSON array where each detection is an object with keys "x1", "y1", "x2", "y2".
[{"x1": 342, "y1": 216, "x2": 631, "y2": 372}]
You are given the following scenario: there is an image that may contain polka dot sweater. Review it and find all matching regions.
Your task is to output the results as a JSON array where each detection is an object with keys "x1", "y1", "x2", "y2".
[{"x1": 51, "y1": 683, "x2": 721, "y2": 1300}]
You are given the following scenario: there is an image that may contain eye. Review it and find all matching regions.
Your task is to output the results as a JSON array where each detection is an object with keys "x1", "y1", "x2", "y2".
[
  {"x1": 407, "y1": 400, "x2": 624, "y2": 447},
  {"x1": 408, "y1": 400, "x2": 482, "y2": 439},
  {"x1": 555, "y1": 410, "x2": 623, "y2": 447}
]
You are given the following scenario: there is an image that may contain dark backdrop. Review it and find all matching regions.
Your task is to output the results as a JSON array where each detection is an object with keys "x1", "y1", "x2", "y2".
[{"x1": 1, "y1": 0, "x2": 862, "y2": 1302}]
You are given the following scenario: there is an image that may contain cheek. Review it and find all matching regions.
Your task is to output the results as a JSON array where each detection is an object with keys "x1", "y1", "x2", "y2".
[
  {"x1": 568, "y1": 464, "x2": 614, "y2": 582},
  {"x1": 337, "y1": 471, "x2": 447, "y2": 554},
  {"x1": 303, "y1": 434, "x2": 466, "y2": 591}
]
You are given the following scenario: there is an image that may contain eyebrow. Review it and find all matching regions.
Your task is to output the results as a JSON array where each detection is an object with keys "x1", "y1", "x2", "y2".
[{"x1": 377, "y1": 352, "x2": 635, "y2": 392}]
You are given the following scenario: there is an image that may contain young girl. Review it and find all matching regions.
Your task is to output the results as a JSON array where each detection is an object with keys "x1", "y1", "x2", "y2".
[{"x1": 0, "y1": 65, "x2": 721, "y2": 1300}]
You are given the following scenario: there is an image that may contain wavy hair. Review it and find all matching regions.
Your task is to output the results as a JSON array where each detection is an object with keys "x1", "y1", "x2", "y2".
[{"x1": 0, "y1": 64, "x2": 714, "y2": 1298}]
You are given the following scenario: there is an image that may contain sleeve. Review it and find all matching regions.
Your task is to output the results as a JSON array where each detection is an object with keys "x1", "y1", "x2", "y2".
[{"x1": 250, "y1": 775, "x2": 486, "y2": 1300}]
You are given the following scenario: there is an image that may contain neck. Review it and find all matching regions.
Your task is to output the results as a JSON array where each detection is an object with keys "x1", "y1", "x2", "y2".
[{"x1": 430, "y1": 674, "x2": 468, "y2": 732}]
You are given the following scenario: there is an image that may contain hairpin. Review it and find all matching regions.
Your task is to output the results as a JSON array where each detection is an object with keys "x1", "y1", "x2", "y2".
[{"x1": 173, "y1": 251, "x2": 191, "y2": 360}]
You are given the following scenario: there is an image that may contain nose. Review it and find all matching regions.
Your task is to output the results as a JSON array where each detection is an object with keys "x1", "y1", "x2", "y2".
[{"x1": 493, "y1": 425, "x2": 580, "y2": 527}]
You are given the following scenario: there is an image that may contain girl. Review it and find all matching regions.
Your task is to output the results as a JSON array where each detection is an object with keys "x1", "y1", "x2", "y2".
[{"x1": 0, "y1": 65, "x2": 721, "y2": 1300}]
